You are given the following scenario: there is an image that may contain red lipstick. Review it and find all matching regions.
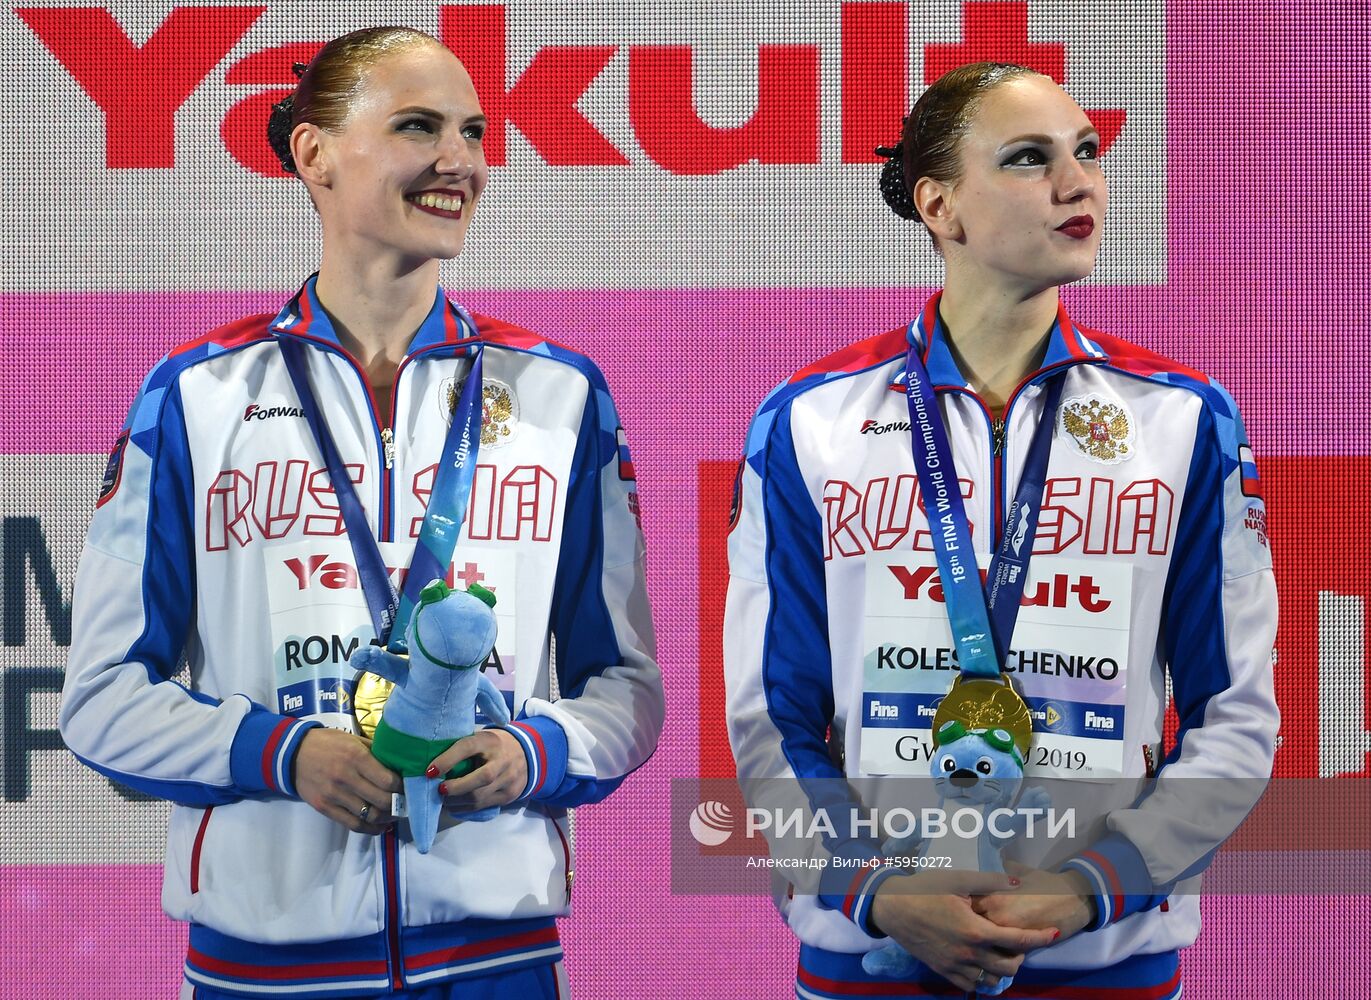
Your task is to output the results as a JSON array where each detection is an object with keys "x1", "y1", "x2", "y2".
[{"x1": 1057, "y1": 216, "x2": 1095, "y2": 239}]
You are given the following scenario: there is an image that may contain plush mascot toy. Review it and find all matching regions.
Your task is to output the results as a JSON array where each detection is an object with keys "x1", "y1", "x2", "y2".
[
  {"x1": 861, "y1": 719, "x2": 1049, "y2": 994},
  {"x1": 350, "y1": 579, "x2": 510, "y2": 853}
]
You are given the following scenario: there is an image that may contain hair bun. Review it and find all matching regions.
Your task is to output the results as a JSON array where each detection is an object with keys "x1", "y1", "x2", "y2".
[
  {"x1": 267, "y1": 93, "x2": 298, "y2": 175},
  {"x1": 878, "y1": 152, "x2": 918, "y2": 221}
]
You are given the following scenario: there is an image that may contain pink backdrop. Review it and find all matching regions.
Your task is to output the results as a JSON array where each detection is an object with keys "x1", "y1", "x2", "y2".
[{"x1": 2, "y1": 1, "x2": 1369, "y2": 997}]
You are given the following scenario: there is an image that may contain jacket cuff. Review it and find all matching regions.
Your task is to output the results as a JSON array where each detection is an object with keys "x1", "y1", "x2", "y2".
[
  {"x1": 1062, "y1": 832, "x2": 1169, "y2": 929},
  {"x1": 501, "y1": 717, "x2": 569, "y2": 802},
  {"x1": 816, "y1": 844, "x2": 904, "y2": 936},
  {"x1": 229, "y1": 704, "x2": 321, "y2": 798}
]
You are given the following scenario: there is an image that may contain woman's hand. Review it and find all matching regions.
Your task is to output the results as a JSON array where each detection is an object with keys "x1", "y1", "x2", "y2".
[
  {"x1": 870, "y1": 871, "x2": 1060, "y2": 992},
  {"x1": 972, "y1": 866, "x2": 1096, "y2": 945},
  {"x1": 293, "y1": 728, "x2": 401, "y2": 834},
  {"x1": 431, "y1": 728, "x2": 528, "y2": 814}
]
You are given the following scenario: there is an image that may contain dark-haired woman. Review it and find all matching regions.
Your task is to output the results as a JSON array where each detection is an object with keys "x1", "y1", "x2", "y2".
[
  {"x1": 724, "y1": 63, "x2": 1276, "y2": 998},
  {"x1": 61, "y1": 27, "x2": 663, "y2": 999}
]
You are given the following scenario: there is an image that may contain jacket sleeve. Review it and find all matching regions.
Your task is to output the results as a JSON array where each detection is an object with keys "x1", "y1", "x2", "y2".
[
  {"x1": 60, "y1": 361, "x2": 318, "y2": 806},
  {"x1": 723, "y1": 394, "x2": 902, "y2": 934},
  {"x1": 1062, "y1": 383, "x2": 1279, "y2": 927},
  {"x1": 499, "y1": 374, "x2": 663, "y2": 808}
]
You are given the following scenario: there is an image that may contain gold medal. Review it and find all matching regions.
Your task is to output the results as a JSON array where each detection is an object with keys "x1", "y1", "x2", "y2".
[
  {"x1": 353, "y1": 670, "x2": 394, "y2": 739},
  {"x1": 931, "y1": 673, "x2": 1033, "y2": 760}
]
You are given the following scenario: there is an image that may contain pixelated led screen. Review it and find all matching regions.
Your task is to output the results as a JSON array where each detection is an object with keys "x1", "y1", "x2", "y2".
[{"x1": 2, "y1": 2, "x2": 1368, "y2": 997}]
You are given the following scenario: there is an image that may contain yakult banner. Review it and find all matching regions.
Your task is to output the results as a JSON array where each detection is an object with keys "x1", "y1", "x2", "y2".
[
  {"x1": 2, "y1": 1, "x2": 1370, "y2": 997},
  {"x1": 5, "y1": 0, "x2": 1162, "y2": 289}
]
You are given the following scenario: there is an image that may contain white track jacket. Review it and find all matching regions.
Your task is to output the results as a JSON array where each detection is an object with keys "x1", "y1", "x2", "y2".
[
  {"x1": 61, "y1": 276, "x2": 664, "y2": 996},
  {"x1": 724, "y1": 293, "x2": 1277, "y2": 977}
]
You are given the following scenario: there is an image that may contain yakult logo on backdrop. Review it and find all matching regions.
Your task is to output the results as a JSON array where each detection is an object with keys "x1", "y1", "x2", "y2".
[
  {"x1": 17, "y1": 2, "x2": 1127, "y2": 175},
  {"x1": 8, "y1": 1, "x2": 1165, "y2": 290}
]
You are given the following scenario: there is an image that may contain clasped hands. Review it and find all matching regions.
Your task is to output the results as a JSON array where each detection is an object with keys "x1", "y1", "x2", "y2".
[
  {"x1": 869, "y1": 865, "x2": 1095, "y2": 992},
  {"x1": 293, "y1": 727, "x2": 528, "y2": 834}
]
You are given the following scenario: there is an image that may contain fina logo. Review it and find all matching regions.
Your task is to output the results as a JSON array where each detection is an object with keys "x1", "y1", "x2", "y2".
[
  {"x1": 1085, "y1": 710, "x2": 1116, "y2": 731},
  {"x1": 869, "y1": 699, "x2": 899, "y2": 720},
  {"x1": 689, "y1": 800, "x2": 734, "y2": 846}
]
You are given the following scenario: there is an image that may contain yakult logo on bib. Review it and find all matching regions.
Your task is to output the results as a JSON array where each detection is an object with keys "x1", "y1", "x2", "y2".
[
  {"x1": 887, "y1": 564, "x2": 1113, "y2": 615},
  {"x1": 282, "y1": 552, "x2": 442, "y2": 593}
]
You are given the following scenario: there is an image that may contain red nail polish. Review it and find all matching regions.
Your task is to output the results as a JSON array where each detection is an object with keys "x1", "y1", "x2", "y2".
[
  {"x1": 437, "y1": 783, "x2": 447, "y2": 796},
  {"x1": 426, "y1": 765, "x2": 439, "y2": 779},
  {"x1": 1052, "y1": 930, "x2": 1061, "y2": 940},
  {"x1": 1009, "y1": 877, "x2": 1021, "y2": 887}
]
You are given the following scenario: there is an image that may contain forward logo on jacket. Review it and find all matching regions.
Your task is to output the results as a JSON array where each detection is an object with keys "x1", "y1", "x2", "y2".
[
  {"x1": 860, "y1": 418, "x2": 912, "y2": 435},
  {"x1": 243, "y1": 402, "x2": 305, "y2": 422}
]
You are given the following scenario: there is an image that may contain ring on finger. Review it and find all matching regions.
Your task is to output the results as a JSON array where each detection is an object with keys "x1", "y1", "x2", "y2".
[
  {"x1": 974, "y1": 967, "x2": 988, "y2": 988},
  {"x1": 359, "y1": 803, "x2": 372, "y2": 823}
]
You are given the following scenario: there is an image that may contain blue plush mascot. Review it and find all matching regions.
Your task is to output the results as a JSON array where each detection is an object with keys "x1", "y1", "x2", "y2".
[
  {"x1": 351, "y1": 578, "x2": 510, "y2": 853},
  {"x1": 861, "y1": 719, "x2": 1049, "y2": 994}
]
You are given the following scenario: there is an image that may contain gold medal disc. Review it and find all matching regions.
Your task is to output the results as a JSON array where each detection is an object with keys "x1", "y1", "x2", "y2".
[
  {"x1": 353, "y1": 671, "x2": 395, "y2": 739},
  {"x1": 931, "y1": 673, "x2": 1033, "y2": 758}
]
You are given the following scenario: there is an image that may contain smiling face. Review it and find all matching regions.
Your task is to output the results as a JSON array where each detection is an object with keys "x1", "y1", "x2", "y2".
[
  {"x1": 917, "y1": 74, "x2": 1107, "y2": 295},
  {"x1": 296, "y1": 43, "x2": 489, "y2": 268}
]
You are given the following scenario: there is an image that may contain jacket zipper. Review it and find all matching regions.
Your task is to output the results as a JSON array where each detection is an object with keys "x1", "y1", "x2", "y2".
[
  {"x1": 992, "y1": 404, "x2": 1016, "y2": 547},
  {"x1": 297, "y1": 340, "x2": 395, "y2": 541},
  {"x1": 377, "y1": 365, "x2": 403, "y2": 987},
  {"x1": 300, "y1": 338, "x2": 480, "y2": 987},
  {"x1": 383, "y1": 828, "x2": 404, "y2": 989},
  {"x1": 990, "y1": 417, "x2": 1007, "y2": 547},
  {"x1": 987, "y1": 361, "x2": 1084, "y2": 546},
  {"x1": 304, "y1": 339, "x2": 404, "y2": 983},
  {"x1": 371, "y1": 342, "x2": 481, "y2": 982},
  {"x1": 378, "y1": 356, "x2": 411, "y2": 541}
]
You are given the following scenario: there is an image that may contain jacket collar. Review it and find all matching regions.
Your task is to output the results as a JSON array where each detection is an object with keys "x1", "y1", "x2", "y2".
[
  {"x1": 908, "y1": 290, "x2": 1108, "y2": 389},
  {"x1": 269, "y1": 273, "x2": 475, "y2": 355}
]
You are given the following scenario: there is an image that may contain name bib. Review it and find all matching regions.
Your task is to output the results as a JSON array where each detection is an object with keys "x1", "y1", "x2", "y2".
[
  {"x1": 859, "y1": 554, "x2": 1131, "y2": 779},
  {"x1": 265, "y1": 539, "x2": 519, "y2": 730}
]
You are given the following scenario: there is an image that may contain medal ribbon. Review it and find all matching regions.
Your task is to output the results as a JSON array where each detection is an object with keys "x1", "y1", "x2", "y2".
[
  {"x1": 279, "y1": 337, "x2": 484, "y2": 653},
  {"x1": 903, "y1": 340, "x2": 1065, "y2": 677}
]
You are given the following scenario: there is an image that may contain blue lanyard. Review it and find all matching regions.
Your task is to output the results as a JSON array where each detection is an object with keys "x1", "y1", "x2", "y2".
[
  {"x1": 903, "y1": 342, "x2": 1064, "y2": 677},
  {"x1": 279, "y1": 337, "x2": 484, "y2": 653}
]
